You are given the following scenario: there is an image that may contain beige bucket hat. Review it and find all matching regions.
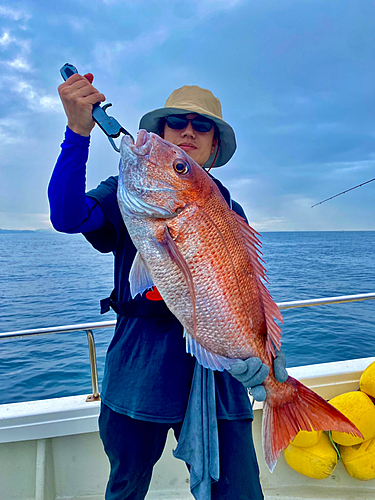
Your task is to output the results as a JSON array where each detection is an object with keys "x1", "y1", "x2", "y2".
[{"x1": 139, "y1": 85, "x2": 236, "y2": 167}]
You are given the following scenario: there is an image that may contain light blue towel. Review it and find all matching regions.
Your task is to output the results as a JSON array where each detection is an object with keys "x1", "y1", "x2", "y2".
[{"x1": 173, "y1": 362, "x2": 219, "y2": 499}]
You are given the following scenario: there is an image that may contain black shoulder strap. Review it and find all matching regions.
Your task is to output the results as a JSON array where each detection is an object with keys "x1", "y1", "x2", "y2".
[{"x1": 100, "y1": 290, "x2": 174, "y2": 318}]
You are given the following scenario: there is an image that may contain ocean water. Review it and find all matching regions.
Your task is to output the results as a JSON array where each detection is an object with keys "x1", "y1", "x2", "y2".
[{"x1": 0, "y1": 230, "x2": 374, "y2": 405}]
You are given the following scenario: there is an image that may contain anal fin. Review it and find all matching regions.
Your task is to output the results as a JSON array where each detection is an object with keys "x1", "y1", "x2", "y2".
[{"x1": 184, "y1": 329, "x2": 238, "y2": 371}]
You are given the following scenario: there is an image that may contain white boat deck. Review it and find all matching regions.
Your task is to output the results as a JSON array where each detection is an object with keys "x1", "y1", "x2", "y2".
[{"x1": 1, "y1": 357, "x2": 374, "y2": 500}]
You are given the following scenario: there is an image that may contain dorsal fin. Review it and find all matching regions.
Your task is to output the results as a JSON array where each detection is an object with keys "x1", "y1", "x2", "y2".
[{"x1": 233, "y1": 212, "x2": 283, "y2": 361}]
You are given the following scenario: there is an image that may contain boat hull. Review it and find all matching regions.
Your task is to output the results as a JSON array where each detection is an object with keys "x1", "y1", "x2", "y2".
[{"x1": 1, "y1": 357, "x2": 375, "y2": 500}]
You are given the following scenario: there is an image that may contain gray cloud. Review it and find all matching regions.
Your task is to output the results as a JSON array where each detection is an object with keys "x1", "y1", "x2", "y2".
[{"x1": 1, "y1": 0, "x2": 374, "y2": 230}]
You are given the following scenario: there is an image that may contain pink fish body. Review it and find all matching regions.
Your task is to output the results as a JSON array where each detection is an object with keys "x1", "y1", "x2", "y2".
[{"x1": 118, "y1": 130, "x2": 362, "y2": 471}]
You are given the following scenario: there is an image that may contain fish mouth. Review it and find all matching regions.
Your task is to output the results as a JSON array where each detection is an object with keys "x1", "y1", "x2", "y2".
[
  {"x1": 122, "y1": 129, "x2": 152, "y2": 157},
  {"x1": 119, "y1": 130, "x2": 178, "y2": 218}
]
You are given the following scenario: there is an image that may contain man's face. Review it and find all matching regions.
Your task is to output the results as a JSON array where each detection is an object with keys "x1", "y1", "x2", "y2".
[{"x1": 163, "y1": 113, "x2": 218, "y2": 167}]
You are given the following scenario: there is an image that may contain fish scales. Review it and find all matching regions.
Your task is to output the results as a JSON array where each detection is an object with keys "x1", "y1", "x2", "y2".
[
  {"x1": 125, "y1": 194, "x2": 263, "y2": 359},
  {"x1": 165, "y1": 192, "x2": 265, "y2": 358},
  {"x1": 118, "y1": 130, "x2": 363, "y2": 472}
]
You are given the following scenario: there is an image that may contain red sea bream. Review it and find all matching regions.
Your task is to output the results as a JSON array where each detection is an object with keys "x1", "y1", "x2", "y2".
[{"x1": 117, "y1": 130, "x2": 362, "y2": 471}]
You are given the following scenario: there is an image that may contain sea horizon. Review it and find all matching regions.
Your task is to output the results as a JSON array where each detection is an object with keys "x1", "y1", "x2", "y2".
[{"x1": 1, "y1": 230, "x2": 374, "y2": 405}]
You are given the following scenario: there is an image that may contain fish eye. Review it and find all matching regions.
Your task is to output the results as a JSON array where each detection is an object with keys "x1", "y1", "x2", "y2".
[{"x1": 173, "y1": 160, "x2": 189, "y2": 175}]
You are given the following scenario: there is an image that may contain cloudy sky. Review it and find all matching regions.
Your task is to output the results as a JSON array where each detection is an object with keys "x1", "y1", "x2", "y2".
[{"x1": 1, "y1": 0, "x2": 374, "y2": 231}]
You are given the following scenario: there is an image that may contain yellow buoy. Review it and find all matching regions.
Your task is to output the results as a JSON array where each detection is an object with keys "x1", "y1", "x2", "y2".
[
  {"x1": 328, "y1": 391, "x2": 375, "y2": 446},
  {"x1": 290, "y1": 429, "x2": 323, "y2": 447},
  {"x1": 360, "y1": 360, "x2": 375, "y2": 399},
  {"x1": 284, "y1": 433, "x2": 337, "y2": 479},
  {"x1": 340, "y1": 438, "x2": 375, "y2": 481}
]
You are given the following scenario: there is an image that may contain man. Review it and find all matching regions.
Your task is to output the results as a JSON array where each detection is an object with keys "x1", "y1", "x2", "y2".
[{"x1": 49, "y1": 73, "x2": 287, "y2": 500}]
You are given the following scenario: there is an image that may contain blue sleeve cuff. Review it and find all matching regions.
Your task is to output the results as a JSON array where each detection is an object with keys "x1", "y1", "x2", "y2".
[{"x1": 64, "y1": 126, "x2": 91, "y2": 147}]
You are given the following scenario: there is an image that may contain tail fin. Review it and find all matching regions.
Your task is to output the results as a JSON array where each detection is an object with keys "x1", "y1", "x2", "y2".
[{"x1": 262, "y1": 376, "x2": 363, "y2": 472}]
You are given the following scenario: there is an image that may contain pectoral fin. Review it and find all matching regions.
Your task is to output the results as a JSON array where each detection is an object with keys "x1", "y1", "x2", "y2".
[
  {"x1": 155, "y1": 225, "x2": 197, "y2": 338},
  {"x1": 129, "y1": 251, "x2": 154, "y2": 299}
]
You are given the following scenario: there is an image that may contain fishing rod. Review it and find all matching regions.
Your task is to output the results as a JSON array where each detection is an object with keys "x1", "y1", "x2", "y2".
[
  {"x1": 60, "y1": 63, "x2": 134, "y2": 152},
  {"x1": 311, "y1": 177, "x2": 375, "y2": 208}
]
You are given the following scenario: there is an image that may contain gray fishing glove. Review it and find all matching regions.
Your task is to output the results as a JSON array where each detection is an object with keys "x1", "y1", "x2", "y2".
[
  {"x1": 273, "y1": 348, "x2": 288, "y2": 384},
  {"x1": 228, "y1": 349, "x2": 288, "y2": 402}
]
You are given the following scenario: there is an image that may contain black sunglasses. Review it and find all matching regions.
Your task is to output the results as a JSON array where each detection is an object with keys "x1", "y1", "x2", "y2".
[{"x1": 165, "y1": 115, "x2": 214, "y2": 133}]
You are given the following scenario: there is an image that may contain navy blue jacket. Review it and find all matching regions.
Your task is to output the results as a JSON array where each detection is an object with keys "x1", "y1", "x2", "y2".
[{"x1": 49, "y1": 127, "x2": 253, "y2": 422}]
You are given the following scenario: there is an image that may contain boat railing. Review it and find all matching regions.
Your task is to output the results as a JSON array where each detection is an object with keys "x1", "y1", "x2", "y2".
[
  {"x1": 0, "y1": 320, "x2": 117, "y2": 402},
  {"x1": 1, "y1": 292, "x2": 375, "y2": 402}
]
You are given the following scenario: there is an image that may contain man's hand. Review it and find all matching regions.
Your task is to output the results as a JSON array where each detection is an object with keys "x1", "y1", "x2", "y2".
[
  {"x1": 228, "y1": 350, "x2": 288, "y2": 402},
  {"x1": 58, "y1": 72, "x2": 106, "y2": 137}
]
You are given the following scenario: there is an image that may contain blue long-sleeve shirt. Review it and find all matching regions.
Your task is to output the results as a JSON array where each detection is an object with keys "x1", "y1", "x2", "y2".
[{"x1": 48, "y1": 127, "x2": 105, "y2": 233}]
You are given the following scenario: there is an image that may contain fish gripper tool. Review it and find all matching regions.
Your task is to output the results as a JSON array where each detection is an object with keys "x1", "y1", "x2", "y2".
[{"x1": 60, "y1": 63, "x2": 134, "y2": 152}]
